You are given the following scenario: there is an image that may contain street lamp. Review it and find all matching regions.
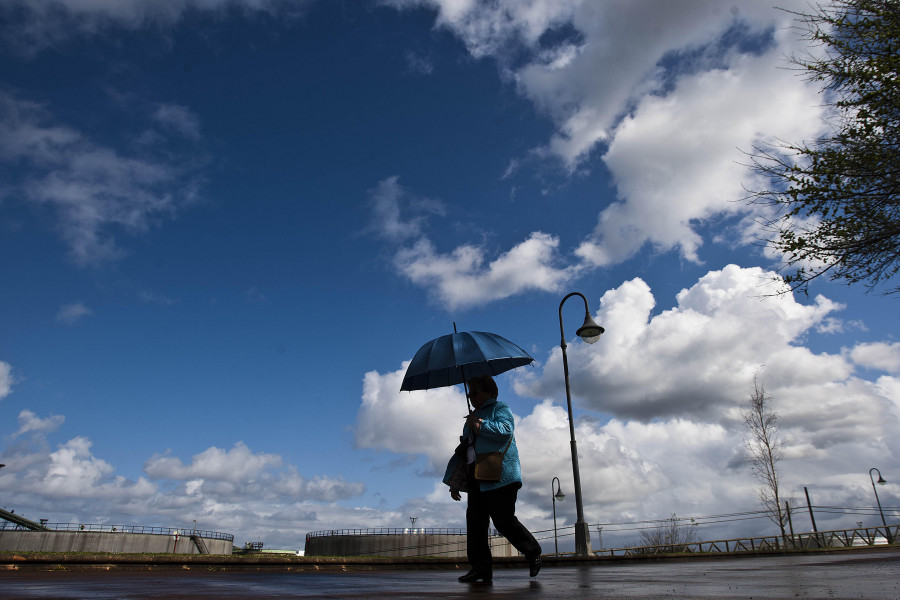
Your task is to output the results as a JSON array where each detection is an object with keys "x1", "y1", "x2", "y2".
[
  {"x1": 551, "y1": 477, "x2": 565, "y2": 554},
  {"x1": 559, "y1": 291, "x2": 605, "y2": 556},
  {"x1": 869, "y1": 467, "x2": 892, "y2": 544}
]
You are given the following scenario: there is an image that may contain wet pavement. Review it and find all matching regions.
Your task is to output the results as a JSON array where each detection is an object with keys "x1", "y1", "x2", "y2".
[{"x1": 1, "y1": 550, "x2": 898, "y2": 599}]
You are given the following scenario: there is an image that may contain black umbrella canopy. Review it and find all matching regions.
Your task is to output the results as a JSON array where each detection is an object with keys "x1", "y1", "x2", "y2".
[{"x1": 400, "y1": 330, "x2": 534, "y2": 392}]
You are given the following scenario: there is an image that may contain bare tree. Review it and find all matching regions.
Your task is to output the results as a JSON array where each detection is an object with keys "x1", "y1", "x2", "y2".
[
  {"x1": 637, "y1": 514, "x2": 698, "y2": 553},
  {"x1": 742, "y1": 371, "x2": 787, "y2": 537}
]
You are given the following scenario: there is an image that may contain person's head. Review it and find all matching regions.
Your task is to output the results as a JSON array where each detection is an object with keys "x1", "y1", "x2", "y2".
[{"x1": 467, "y1": 375, "x2": 498, "y2": 408}]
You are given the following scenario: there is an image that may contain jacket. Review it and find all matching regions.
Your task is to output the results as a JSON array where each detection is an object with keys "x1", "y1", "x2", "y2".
[{"x1": 442, "y1": 398, "x2": 523, "y2": 493}]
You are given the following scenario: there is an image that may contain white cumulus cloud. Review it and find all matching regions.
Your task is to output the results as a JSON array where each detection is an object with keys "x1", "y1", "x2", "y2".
[
  {"x1": 577, "y1": 40, "x2": 826, "y2": 266},
  {"x1": 849, "y1": 342, "x2": 900, "y2": 374},
  {"x1": 521, "y1": 265, "x2": 848, "y2": 422},
  {"x1": 393, "y1": 232, "x2": 578, "y2": 310},
  {"x1": 355, "y1": 364, "x2": 466, "y2": 470},
  {"x1": 144, "y1": 442, "x2": 283, "y2": 483},
  {"x1": 14, "y1": 409, "x2": 65, "y2": 437}
]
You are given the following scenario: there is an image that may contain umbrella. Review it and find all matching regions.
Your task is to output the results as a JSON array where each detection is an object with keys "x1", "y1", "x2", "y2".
[{"x1": 400, "y1": 329, "x2": 534, "y2": 392}]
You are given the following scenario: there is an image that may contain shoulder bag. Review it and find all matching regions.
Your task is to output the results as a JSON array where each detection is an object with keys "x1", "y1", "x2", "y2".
[{"x1": 474, "y1": 435, "x2": 512, "y2": 482}]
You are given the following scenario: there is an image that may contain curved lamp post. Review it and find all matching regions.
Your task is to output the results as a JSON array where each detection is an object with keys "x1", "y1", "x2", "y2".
[
  {"x1": 559, "y1": 292, "x2": 604, "y2": 556},
  {"x1": 551, "y1": 477, "x2": 565, "y2": 554},
  {"x1": 869, "y1": 467, "x2": 892, "y2": 544}
]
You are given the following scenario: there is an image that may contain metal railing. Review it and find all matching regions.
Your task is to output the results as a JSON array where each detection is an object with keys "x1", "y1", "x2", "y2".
[
  {"x1": 593, "y1": 524, "x2": 897, "y2": 557},
  {"x1": 190, "y1": 531, "x2": 210, "y2": 554},
  {"x1": 307, "y1": 527, "x2": 480, "y2": 537},
  {"x1": 0, "y1": 521, "x2": 233, "y2": 542},
  {"x1": 304, "y1": 523, "x2": 896, "y2": 559}
]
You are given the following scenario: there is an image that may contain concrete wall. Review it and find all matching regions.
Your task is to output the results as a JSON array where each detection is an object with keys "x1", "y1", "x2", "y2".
[
  {"x1": 0, "y1": 530, "x2": 232, "y2": 555},
  {"x1": 305, "y1": 533, "x2": 517, "y2": 558}
]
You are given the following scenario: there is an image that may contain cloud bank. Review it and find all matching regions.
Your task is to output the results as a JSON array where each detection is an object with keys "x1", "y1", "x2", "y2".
[
  {"x1": 356, "y1": 265, "x2": 900, "y2": 543},
  {"x1": 1, "y1": 410, "x2": 367, "y2": 548},
  {"x1": 3, "y1": 265, "x2": 896, "y2": 548}
]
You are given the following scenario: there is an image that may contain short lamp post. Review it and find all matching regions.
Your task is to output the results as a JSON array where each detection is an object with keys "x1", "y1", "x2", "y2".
[
  {"x1": 869, "y1": 467, "x2": 893, "y2": 544},
  {"x1": 559, "y1": 291, "x2": 605, "y2": 556},
  {"x1": 551, "y1": 477, "x2": 565, "y2": 554}
]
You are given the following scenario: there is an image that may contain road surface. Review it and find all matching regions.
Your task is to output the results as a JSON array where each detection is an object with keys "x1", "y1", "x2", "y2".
[{"x1": 2, "y1": 549, "x2": 897, "y2": 599}]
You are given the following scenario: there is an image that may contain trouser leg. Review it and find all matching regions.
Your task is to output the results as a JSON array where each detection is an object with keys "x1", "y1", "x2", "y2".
[
  {"x1": 485, "y1": 485, "x2": 542, "y2": 558},
  {"x1": 466, "y1": 484, "x2": 493, "y2": 575}
]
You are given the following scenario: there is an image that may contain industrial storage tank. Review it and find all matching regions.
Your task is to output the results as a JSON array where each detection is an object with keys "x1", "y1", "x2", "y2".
[
  {"x1": 0, "y1": 509, "x2": 234, "y2": 555},
  {"x1": 304, "y1": 528, "x2": 517, "y2": 558}
]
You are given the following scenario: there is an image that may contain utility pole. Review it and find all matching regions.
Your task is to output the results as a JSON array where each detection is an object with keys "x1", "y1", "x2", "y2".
[{"x1": 804, "y1": 487, "x2": 819, "y2": 547}]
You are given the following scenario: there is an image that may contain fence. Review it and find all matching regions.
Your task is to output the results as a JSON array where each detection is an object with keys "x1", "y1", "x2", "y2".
[
  {"x1": 305, "y1": 517, "x2": 897, "y2": 559},
  {"x1": 594, "y1": 523, "x2": 897, "y2": 557}
]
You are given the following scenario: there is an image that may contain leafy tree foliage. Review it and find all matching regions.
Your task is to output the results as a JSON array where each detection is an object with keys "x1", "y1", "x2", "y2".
[{"x1": 750, "y1": 0, "x2": 900, "y2": 294}]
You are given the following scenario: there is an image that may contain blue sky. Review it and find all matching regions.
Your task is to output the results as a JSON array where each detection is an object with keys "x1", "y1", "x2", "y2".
[{"x1": 1, "y1": 0, "x2": 897, "y2": 551}]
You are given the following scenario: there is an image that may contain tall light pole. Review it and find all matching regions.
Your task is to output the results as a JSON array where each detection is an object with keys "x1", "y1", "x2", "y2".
[
  {"x1": 559, "y1": 291, "x2": 604, "y2": 556},
  {"x1": 551, "y1": 477, "x2": 565, "y2": 554},
  {"x1": 869, "y1": 467, "x2": 892, "y2": 544}
]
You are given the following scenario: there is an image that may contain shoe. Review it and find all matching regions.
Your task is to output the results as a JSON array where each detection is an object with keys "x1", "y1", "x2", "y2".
[
  {"x1": 528, "y1": 554, "x2": 542, "y2": 578},
  {"x1": 458, "y1": 569, "x2": 492, "y2": 583}
]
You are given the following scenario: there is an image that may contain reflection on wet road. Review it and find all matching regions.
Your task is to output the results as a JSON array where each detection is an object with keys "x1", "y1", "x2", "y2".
[{"x1": 2, "y1": 550, "x2": 898, "y2": 599}]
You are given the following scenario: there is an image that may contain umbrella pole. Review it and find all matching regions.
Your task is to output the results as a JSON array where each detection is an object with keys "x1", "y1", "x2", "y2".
[
  {"x1": 454, "y1": 323, "x2": 473, "y2": 413},
  {"x1": 462, "y1": 371, "x2": 472, "y2": 413}
]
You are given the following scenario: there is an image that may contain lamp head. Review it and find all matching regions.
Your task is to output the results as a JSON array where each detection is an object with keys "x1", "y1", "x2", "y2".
[
  {"x1": 877, "y1": 475, "x2": 887, "y2": 485},
  {"x1": 576, "y1": 313, "x2": 605, "y2": 344},
  {"x1": 555, "y1": 489, "x2": 566, "y2": 501}
]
